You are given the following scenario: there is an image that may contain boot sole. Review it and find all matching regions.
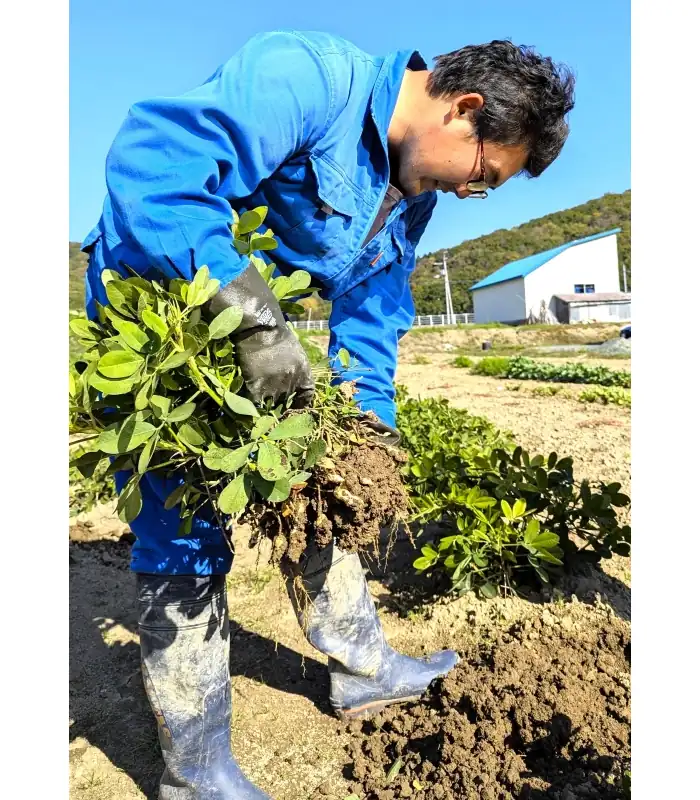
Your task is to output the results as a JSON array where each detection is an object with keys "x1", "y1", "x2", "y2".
[{"x1": 335, "y1": 694, "x2": 423, "y2": 721}]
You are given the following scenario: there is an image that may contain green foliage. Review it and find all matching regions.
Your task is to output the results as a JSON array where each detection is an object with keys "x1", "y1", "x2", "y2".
[
  {"x1": 505, "y1": 356, "x2": 631, "y2": 387},
  {"x1": 531, "y1": 385, "x2": 566, "y2": 397},
  {"x1": 411, "y1": 190, "x2": 631, "y2": 314},
  {"x1": 468, "y1": 355, "x2": 630, "y2": 388},
  {"x1": 472, "y1": 357, "x2": 511, "y2": 377},
  {"x1": 452, "y1": 355, "x2": 474, "y2": 369},
  {"x1": 578, "y1": 386, "x2": 631, "y2": 406},
  {"x1": 69, "y1": 212, "x2": 360, "y2": 532},
  {"x1": 298, "y1": 333, "x2": 327, "y2": 366},
  {"x1": 395, "y1": 387, "x2": 631, "y2": 596},
  {"x1": 69, "y1": 443, "x2": 116, "y2": 515},
  {"x1": 412, "y1": 355, "x2": 432, "y2": 365}
]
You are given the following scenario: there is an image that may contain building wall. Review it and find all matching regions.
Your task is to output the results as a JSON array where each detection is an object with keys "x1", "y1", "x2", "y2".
[
  {"x1": 569, "y1": 301, "x2": 631, "y2": 322},
  {"x1": 523, "y1": 235, "x2": 620, "y2": 320},
  {"x1": 472, "y1": 277, "x2": 526, "y2": 323}
]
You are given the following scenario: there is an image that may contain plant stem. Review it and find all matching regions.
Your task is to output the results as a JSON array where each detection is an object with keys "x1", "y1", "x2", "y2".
[{"x1": 187, "y1": 358, "x2": 223, "y2": 407}]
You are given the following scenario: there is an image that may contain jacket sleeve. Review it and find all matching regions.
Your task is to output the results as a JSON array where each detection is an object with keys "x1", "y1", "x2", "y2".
[
  {"x1": 327, "y1": 194, "x2": 437, "y2": 428},
  {"x1": 104, "y1": 31, "x2": 335, "y2": 284}
]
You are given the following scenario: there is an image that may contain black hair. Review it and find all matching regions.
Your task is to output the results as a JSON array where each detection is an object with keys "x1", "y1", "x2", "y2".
[{"x1": 427, "y1": 40, "x2": 575, "y2": 177}]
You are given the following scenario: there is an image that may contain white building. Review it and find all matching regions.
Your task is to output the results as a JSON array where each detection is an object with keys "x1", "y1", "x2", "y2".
[{"x1": 469, "y1": 228, "x2": 631, "y2": 324}]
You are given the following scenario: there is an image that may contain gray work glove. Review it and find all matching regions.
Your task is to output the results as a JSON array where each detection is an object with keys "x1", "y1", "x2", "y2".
[
  {"x1": 208, "y1": 263, "x2": 314, "y2": 407},
  {"x1": 358, "y1": 414, "x2": 402, "y2": 448}
]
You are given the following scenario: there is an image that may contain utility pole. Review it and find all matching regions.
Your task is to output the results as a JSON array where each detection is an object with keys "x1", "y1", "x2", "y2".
[
  {"x1": 433, "y1": 251, "x2": 455, "y2": 324},
  {"x1": 621, "y1": 262, "x2": 628, "y2": 293}
]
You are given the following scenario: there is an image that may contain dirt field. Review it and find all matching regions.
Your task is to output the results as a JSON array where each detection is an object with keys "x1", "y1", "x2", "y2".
[{"x1": 69, "y1": 343, "x2": 631, "y2": 799}]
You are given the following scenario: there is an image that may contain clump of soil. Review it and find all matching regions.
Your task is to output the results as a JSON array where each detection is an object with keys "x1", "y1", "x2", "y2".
[
  {"x1": 249, "y1": 441, "x2": 409, "y2": 565},
  {"x1": 344, "y1": 614, "x2": 630, "y2": 799}
]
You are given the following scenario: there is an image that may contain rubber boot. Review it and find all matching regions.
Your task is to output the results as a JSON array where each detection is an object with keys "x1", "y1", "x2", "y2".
[
  {"x1": 137, "y1": 574, "x2": 272, "y2": 799},
  {"x1": 286, "y1": 542, "x2": 460, "y2": 720}
]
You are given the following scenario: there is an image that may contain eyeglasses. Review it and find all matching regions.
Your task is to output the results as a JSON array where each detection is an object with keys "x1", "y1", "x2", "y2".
[{"x1": 465, "y1": 137, "x2": 489, "y2": 199}]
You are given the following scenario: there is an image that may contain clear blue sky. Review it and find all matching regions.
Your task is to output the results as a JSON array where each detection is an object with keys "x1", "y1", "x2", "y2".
[{"x1": 70, "y1": 0, "x2": 630, "y2": 256}]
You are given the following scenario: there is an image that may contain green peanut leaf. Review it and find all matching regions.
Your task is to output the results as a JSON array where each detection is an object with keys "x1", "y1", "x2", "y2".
[
  {"x1": 250, "y1": 473, "x2": 290, "y2": 503},
  {"x1": 530, "y1": 531, "x2": 560, "y2": 552},
  {"x1": 141, "y1": 309, "x2": 169, "y2": 338},
  {"x1": 237, "y1": 206, "x2": 268, "y2": 235},
  {"x1": 159, "y1": 348, "x2": 193, "y2": 371},
  {"x1": 138, "y1": 432, "x2": 160, "y2": 473},
  {"x1": 537, "y1": 549, "x2": 564, "y2": 566},
  {"x1": 250, "y1": 232, "x2": 278, "y2": 252},
  {"x1": 286, "y1": 270, "x2": 312, "y2": 294},
  {"x1": 289, "y1": 471, "x2": 312, "y2": 486},
  {"x1": 97, "y1": 350, "x2": 144, "y2": 379},
  {"x1": 70, "y1": 318, "x2": 103, "y2": 341},
  {"x1": 500, "y1": 499, "x2": 513, "y2": 520},
  {"x1": 257, "y1": 442, "x2": 289, "y2": 481},
  {"x1": 524, "y1": 518, "x2": 540, "y2": 542},
  {"x1": 471, "y1": 496, "x2": 497, "y2": 509},
  {"x1": 271, "y1": 276, "x2": 293, "y2": 300},
  {"x1": 304, "y1": 439, "x2": 327, "y2": 469},
  {"x1": 70, "y1": 450, "x2": 105, "y2": 479},
  {"x1": 167, "y1": 403, "x2": 197, "y2": 423},
  {"x1": 279, "y1": 301, "x2": 307, "y2": 316},
  {"x1": 97, "y1": 413, "x2": 157, "y2": 454},
  {"x1": 111, "y1": 317, "x2": 151, "y2": 352},
  {"x1": 89, "y1": 371, "x2": 139, "y2": 396},
  {"x1": 512, "y1": 498, "x2": 527, "y2": 518},
  {"x1": 164, "y1": 483, "x2": 187, "y2": 511},
  {"x1": 183, "y1": 325, "x2": 210, "y2": 355},
  {"x1": 203, "y1": 444, "x2": 254, "y2": 473},
  {"x1": 186, "y1": 267, "x2": 217, "y2": 306},
  {"x1": 251, "y1": 415, "x2": 278, "y2": 439},
  {"x1": 208, "y1": 306, "x2": 244, "y2": 340},
  {"x1": 218, "y1": 473, "x2": 251, "y2": 516},
  {"x1": 225, "y1": 392, "x2": 259, "y2": 417},
  {"x1": 106, "y1": 280, "x2": 140, "y2": 318},
  {"x1": 178, "y1": 420, "x2": 210, "y2": 450},
  {"x1": 104, "y1": 454, "x2": 135, "y2": 476},
  {"x1": 267, "y1": 413, "x2": 314, "y2": 441},
  {"x1": 479, "y1": 582, "x2": 498, "y2": 599},
  {"x1": 117, "y1": 476, "x2": 142, "y2": 523},
  {"x1": 149, "y1": 395, "x2": 171, "y2": 420},
  {"x1": 100, "y1": 269, "x2": 122, "y2": 287},
  {"x1": 135, "y1": 378, "x2": 153, "y2": 411}
]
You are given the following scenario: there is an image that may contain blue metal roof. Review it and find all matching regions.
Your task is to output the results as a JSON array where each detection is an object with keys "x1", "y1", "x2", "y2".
[{"x1": 469, "y1": 228, "x2": 622, "y2": 291}]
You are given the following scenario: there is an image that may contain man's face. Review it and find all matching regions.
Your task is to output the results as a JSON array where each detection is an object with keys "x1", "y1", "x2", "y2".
[{"x1": 395, "y1": 95, "x2": 529, "y2": 199}]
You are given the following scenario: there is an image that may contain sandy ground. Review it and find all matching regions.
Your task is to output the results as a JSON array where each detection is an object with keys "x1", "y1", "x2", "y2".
[{"x1": 69, "y1": 348, "x2": 631, "y2": 800}]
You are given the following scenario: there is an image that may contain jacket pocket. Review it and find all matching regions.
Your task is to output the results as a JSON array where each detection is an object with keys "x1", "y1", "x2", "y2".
[
  {"x1": 326, "y1": 213, "x2": 407, "y2": 300},
  {"x1": 263, "y1": 153, "x2": 357, "y2": 270}
]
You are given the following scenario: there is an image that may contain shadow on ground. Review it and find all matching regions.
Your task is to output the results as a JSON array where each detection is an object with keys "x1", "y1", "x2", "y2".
[{"x1": 69, "y1": 533, "x2": 330, "y2": 799}]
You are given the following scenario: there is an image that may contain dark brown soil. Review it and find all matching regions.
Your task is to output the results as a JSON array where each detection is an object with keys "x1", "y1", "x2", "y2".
[
  {"x1": 344, "y1": 614, "x2": 631, "y2": 800},
  {"x1": 250, "y1": 442, "x2": 409, "y2": 564}
]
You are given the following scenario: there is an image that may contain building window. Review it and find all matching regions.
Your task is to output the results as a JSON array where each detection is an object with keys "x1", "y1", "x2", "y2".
[
  {"x1": 574, "y1": 284, "x2": 584, "y2": 294},
  {"x1": 585, "y1": 284, "x2": 595, "y2": 293}
]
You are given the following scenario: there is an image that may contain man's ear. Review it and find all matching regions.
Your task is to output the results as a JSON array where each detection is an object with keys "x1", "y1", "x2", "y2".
[{"x1": 451, "y1": 93, "x2": 484, "y2": 120}]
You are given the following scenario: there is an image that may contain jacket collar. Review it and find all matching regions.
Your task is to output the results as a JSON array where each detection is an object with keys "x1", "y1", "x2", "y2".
[{"x1": 370, "y1": 49, "x2": 428, "y2": 150}]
